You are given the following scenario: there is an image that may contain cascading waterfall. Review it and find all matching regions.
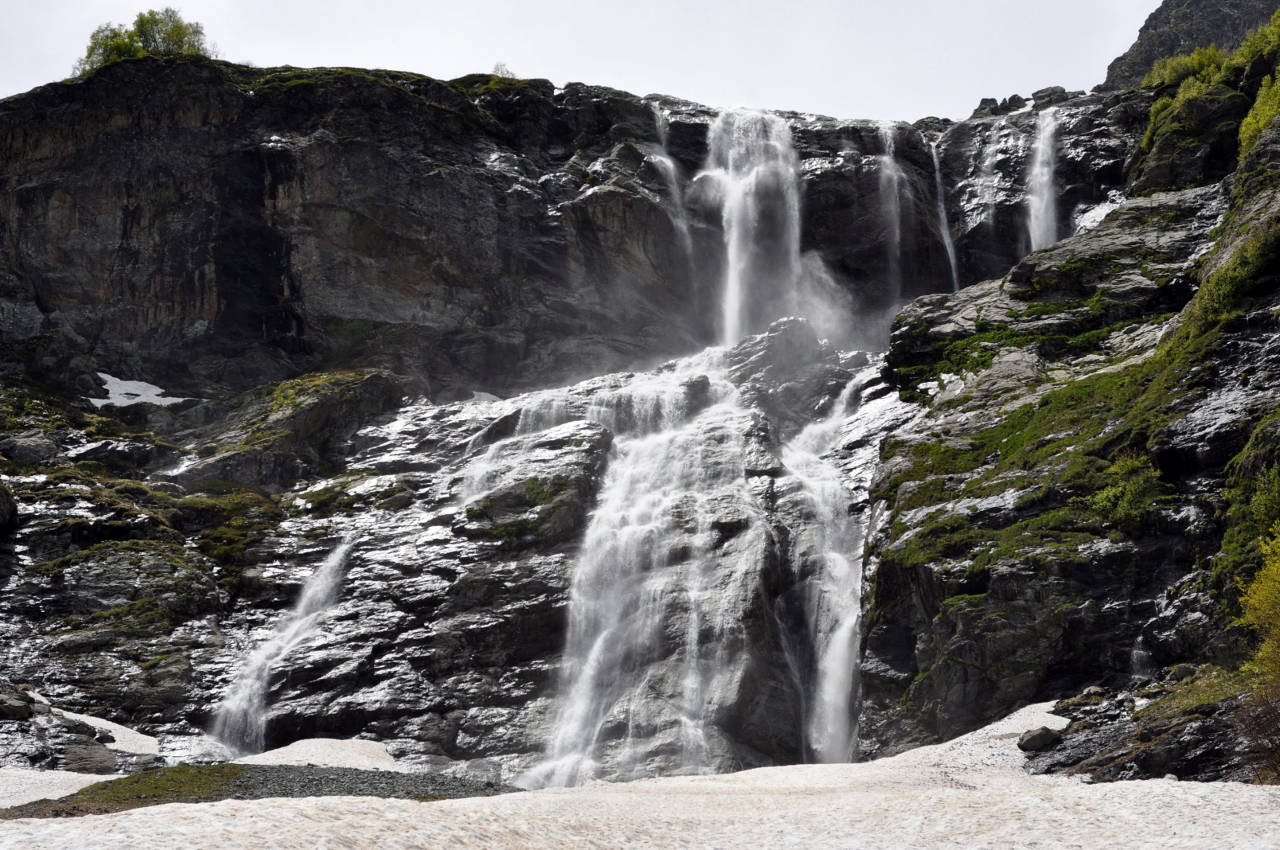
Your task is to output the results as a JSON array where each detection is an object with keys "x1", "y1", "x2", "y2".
[
  {"x1": 929, "y1": 140, "x2": 961, "y2": 292},
  {"x1": 877, "y1": 122, "x2": 905, "y2": 299},
  {"x1": 780, "y1": 358, "x2": 912, "y2": 762},
  {"x1": 782, "y1": 378, "x2": 862, "y2": 762},
  {"x1": 524, "y1": 107, "x2": 896, "y2": 787},
  {"x1": 1027, "y1": 107, "x2": 1060, "y2": 251},
  {"x1": 649, "y1": 103, "x2": 694, "y2": 262},
  {"x1": 461, "y1": 390, "x2": 575, "y2": 499},
  {"x1": 213, "y1": 535, "x2": 358, "y2": 754},
  {"x1": 524, "y1": 350, "x2": 762, "y2": 787},
  {"x1": 701, "y1": 110, "x2": 801, "y2": 347}
]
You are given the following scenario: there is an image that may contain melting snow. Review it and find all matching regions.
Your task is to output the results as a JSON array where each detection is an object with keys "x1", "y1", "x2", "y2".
[
  {"x1": 88, "y1": 373, "x2": 192, "y2": 409},
  {"x1": 5, "y1": 704, "x2": 1280, "y2": 848},
  {"x1": 1073, "y1": 190, "x2": 1126, "y2": 235}
]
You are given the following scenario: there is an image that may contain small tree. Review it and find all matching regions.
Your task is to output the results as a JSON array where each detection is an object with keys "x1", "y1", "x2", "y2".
[{"x1": 73, "y1": 7, "x2": 210, "y2": 77}]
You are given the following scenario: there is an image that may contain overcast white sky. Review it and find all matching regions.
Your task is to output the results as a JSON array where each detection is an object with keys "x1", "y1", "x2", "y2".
[{"x1": 3, "y1": 0, "x2": 1159, "y2": 121}]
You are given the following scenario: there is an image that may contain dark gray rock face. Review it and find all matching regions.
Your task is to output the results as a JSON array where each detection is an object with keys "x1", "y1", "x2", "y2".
[
  {"x1": 1017, "y1": 726, "x2": 1063, "y2": 752},
  {"x1": 0, "y1": 482, "x2": 16, "y2": 533},
  {"x1": 0, "y1": 57, "x2": 1148, "y2": 396},
  {"x1": 1025, "y1": 679, "x2": 1262, "y2": 782},
  {"x1": 1103, "y1": 0, "x2": 1278, "y2": 90}
]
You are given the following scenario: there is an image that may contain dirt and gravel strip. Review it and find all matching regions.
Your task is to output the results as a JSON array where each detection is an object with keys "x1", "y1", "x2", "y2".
[{"x1": 1, "y1": 763, "x2": 513, "y2": 820}]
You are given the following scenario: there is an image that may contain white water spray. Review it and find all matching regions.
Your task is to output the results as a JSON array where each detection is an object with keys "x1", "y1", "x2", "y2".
[
  {"x1": 701, "y1": 111, "x2": 801, "y2": 347},
  {"x1": 213, "y1": 535, "x2": 358, "y2": 755},
  {"x1": 930, "y1": 140, "x2": 961, "y2": 292},
  {"x1": 649, "y1": 103, "x2": 694, "y2": 262},
  {"x1": 525, "y1": 351, "x2": 763, "y2": 786},
  {"x1": 1027, "y1": 107, "x2": 1060, "y2": 251},
  {"x1": 877, "y1": 122, "x2": 905, "y2": 299}
]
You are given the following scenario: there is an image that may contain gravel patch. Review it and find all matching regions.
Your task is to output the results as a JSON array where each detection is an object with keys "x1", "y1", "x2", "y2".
[{"x1": 1, "y1": 763, "x2": 513, "y2": 820}]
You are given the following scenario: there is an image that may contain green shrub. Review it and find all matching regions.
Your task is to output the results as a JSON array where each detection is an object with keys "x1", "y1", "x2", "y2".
[
  {"x1": 1243, "y1": 524, "x2": 1280, "y2": 685},
  {"x1": 1143, "y1": 45, "x2": 1227, "y2": 90},
  {"x1": 1083, "y1": 453, "x2": 1166, "y2": 534},
  {"x1": 1240, "y1": 73, "x2": 1280, "y2": 162}
]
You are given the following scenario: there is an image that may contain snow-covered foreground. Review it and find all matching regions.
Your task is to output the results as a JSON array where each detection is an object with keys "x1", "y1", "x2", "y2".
[{"x1": 5, "y1": 704, "x2": 1280, "y2": 849}]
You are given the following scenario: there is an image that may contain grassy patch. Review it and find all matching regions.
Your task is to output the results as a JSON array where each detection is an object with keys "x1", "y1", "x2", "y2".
[
  {"x1": 0, "y1": 764, "x2": 248, "y2": 819},
  {"x1": 1135, "y1": 665, "x2": 1258, "y2": 721}
]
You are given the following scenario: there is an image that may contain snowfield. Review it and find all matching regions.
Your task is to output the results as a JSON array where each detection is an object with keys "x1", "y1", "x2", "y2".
[{"x1": 4, "y1": 704, "x2": 1280, "y2": 849}]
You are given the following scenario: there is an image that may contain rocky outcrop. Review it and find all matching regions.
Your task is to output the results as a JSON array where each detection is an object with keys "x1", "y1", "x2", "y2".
[
  {"x1": 857, "y1": 110, "x2": 1280, "y2": 758},
  {"x1": 1103, "y1": 0, "x2": 1278, "y2": 90}
]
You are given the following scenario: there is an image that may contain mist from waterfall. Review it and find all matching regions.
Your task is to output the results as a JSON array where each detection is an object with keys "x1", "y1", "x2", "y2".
[
  {"x1": 701, "y1": 110, "x2": 801, "y2": 347},
  {"x1": 877, "y1": 122, "x2": 905, "y2": 299},
  {"x1": 1027, "y1": 107, "x2": 1060, "y2": 251},
  {"x1": 929, "y1": 140, "x2": 961, "y2": 292},
  {"x1": 213, "y1": 535, "x2": 358, "y2": 755}
]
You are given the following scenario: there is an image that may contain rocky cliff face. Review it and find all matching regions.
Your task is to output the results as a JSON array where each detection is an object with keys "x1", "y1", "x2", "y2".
[
  {"x1": 1103, "y1": 0, "x2": 1278, "y2": 90},
  {"x1": 0, "y1": 56, "x2": 1144, "y2": 397},
  {"x1": 2, "y1": 15, "x2": 1279, "y2": 786}
]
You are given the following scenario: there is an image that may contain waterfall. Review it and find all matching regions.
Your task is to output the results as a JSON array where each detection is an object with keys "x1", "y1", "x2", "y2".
[
  {"x1": 976, "y1": 117, "x2": 1008, "y2": 229},
  {"x1": 701, "y1": 110, "x2": 801, "y2": 347},
  {"x1": 1027, "y1": 107, "x2": 1060, "y2": 251},
  {"x1": 212, "y1": 535, "x2": 358, "y2": 755},
  {"x1": 649, "y1": 103, "x2": 694, "y2": 263},
  {"x1": 782, "y1": 378, "x2": 862, "y2": 762},
  {"x1": 524, "y1": 350, "x2": 764, "y2": 787},
  {"x1": 877, "y1": 122, "x2": 905, "y2": 299},
  {"x1": 779, "y1": 358, "x2": 909, "y2": 763},
  {"x1": 929, "y1": 140, "x2": 961, "y2": 292}
]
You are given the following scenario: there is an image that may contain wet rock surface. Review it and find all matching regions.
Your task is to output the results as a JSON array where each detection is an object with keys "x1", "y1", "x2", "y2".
[{"x1": 1024, "y1": 671, "x2": 1266, "y2": 782}]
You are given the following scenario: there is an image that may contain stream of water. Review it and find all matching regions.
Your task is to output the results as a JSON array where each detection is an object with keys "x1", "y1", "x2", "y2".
[{"x1": 212, "y1": 535, "x2": 358, "y2": 755}]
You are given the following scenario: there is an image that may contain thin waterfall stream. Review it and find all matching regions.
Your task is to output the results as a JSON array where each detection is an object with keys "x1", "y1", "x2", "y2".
[
  {"x1": 213, "y1": 535, "x2": 358, "y2": 755},
  {"x1": 1027, "y1": 107, "x2": 1060, "y2": 251},
  {"x1": 929, "y1": 140, "x2": 961, "y2": 292},
  {"x1": 877, "y1": 122, "x2": 905, "y2": 300}
]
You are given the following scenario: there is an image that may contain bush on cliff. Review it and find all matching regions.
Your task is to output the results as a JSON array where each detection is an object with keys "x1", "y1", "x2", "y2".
[
  {"x1": 1240, "y1": 73, "x2": 1280, "y2": 162},
  {"x1": 1243, "y1": 524, "x2": 1280, "y2": 685},
  {"x1": 1143, "y1": 45, "x2": 1226, "y2": 90},
  {"x1": 73, "y1": 7, "x2": 211, "y2": 77}
]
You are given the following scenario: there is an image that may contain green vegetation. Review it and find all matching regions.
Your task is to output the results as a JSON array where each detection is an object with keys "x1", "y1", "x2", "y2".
[
  {"x1": 1082, "y1": 454, "x2": 1167, "y2": 535},
  {"x1": 1243, "y1": 525, "x2": 1280, "y2": 686},
  {"x1": 73, "y1": 8, "x2": 211, "y2": 77},
  {"x1": 449, "y1": 72, "x2": 539, "y2": 98},
  {"x1": 1241, "y1": 74, "x2": 1280, "y2": 162},
  {"x1": 0, "y1": 764, "x2": 248, "y2": 819},
  {"x1": 1143, "y1": 45, "x2": 1226, "y2": 90},
  {"x1": 1137, "y1": 10, "x2": 1280, "y2": 187}
]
